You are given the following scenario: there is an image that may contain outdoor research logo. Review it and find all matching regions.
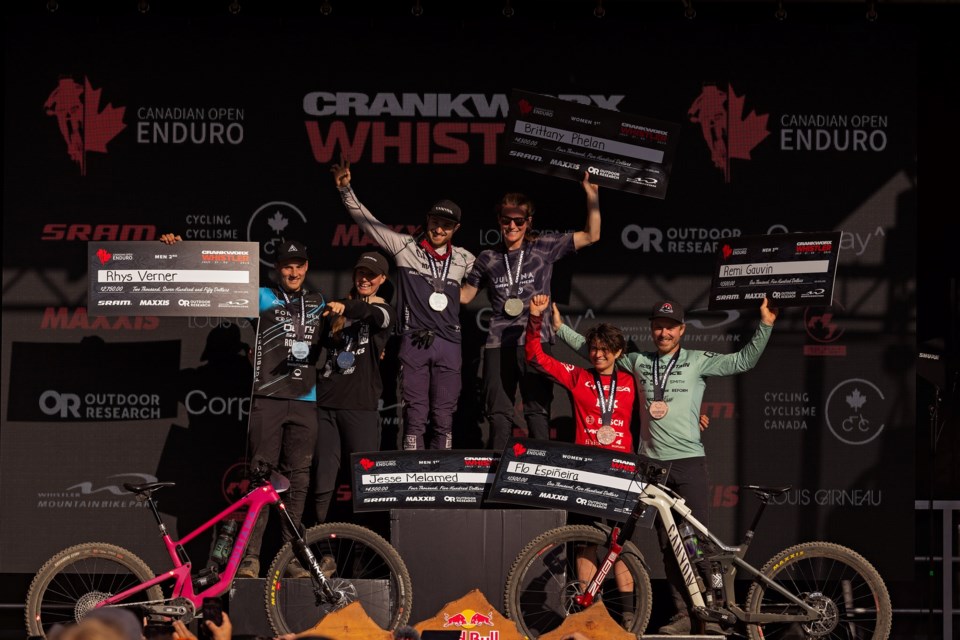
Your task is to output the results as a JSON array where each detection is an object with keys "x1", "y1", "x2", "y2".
[
  {"x1": 688, "y1": 82, "x2": 769, "y2": 183},
  {"x1": 45, "y1": 76, "x2": 126, "y2": 176}
]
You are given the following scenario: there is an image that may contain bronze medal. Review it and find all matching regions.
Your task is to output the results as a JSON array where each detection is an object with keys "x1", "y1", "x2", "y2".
[
  {"x1": 596, "y1": 424, "x2": 617, "y2": 445},
  {"x1": 649, "y1": 400, "x2": 669, "y2": 420}
]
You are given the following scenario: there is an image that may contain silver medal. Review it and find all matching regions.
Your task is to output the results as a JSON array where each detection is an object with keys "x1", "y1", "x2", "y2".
[
  {"x1": 290, "y1": 340, "x2": 310, "y2": 359},
  {"x1": 429, "y1": 291, "x2": 448, "y2": 312},
  {"x1": 336, "y1": 351, "x2": 356, "y2": 369},
  {"x1": 504, "y1": 297, "x2": 524, "y2": 317}
]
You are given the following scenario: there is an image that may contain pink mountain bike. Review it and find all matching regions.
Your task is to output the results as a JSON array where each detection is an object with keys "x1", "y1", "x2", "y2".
[{"x1": 24, "y1": 464, "x2": 412, "y2": 637}]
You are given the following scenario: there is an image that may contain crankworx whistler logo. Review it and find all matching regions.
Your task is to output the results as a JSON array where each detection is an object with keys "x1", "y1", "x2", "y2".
[
  {"x1": 688, "y1": 82, "x2": 769, "y2": 183},
  {"x1": 45, "y1": 76, "x2": 126, "y2": 176}
]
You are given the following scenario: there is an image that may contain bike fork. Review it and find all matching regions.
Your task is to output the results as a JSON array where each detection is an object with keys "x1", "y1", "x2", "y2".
[
  {"x1": 275, "y1": 501, "x2": 340, "y2": 603},
  {"x1": 574, "y1": 527, "x2": 624, "y2": 608}
]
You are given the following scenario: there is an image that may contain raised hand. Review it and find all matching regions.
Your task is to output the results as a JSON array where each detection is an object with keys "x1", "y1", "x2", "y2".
[
  {"x1": 581, "y1": 170, "x2": 599, "y2": 201},
  {"x1": 761, "y1": 297, "x2": 779, "y2": 326},
  {"x1": 331, "y1": 153, "x2": 352, "y2": 188},
  {"x1": 159, "y1": 233, "x2": 182, "y2": 245},
  {"x1": 550, "y1": 302, "x2": 564, "y2": 332},
  {"x1": 529, "y1": 294, "x2": 550, "y2": 317}
]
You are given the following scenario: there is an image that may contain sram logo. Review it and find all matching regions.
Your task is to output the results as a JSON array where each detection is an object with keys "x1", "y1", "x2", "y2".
[{"x1": 42, "y1": 224, "x2": 156, "y2": 241}]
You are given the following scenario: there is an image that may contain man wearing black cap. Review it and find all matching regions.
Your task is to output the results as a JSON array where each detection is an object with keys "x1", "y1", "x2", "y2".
[
  {"x1": 313, "y1": 250, "x2": 396, "y2": 523},
  {"x1": 161, "y1": 233, "x2": 349, "y2": 578},
  {"x1": 331, "y1": 158, "x2": 475, "y2": 450},
  {"x1": 554, "y1": 297, "x2": 778, "y2": 635}
]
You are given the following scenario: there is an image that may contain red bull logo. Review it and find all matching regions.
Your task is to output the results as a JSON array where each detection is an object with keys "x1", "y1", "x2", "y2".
[{"x1": 442, "y1": 609, "x2": 497, "y2": 630}]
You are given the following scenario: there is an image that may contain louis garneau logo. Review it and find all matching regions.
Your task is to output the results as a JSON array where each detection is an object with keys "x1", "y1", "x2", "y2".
[
  {"x1": 45, "y1": 76, "x2": 126, "y2": 176},
  {"x1": 688, "y1": 82, "x2": 769, "y2": 183}
]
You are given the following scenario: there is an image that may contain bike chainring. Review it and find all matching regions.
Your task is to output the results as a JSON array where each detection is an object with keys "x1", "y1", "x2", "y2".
[{"x1": 800, "y1": 591, "x2": 839, "y2": 637}]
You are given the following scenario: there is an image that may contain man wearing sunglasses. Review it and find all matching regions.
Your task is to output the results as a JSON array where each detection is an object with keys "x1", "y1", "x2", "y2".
[{"x1": 460, "y1": 172, "x2": 600, "y2": 450}]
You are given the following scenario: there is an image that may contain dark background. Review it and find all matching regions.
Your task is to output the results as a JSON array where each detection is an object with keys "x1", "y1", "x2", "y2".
[{"x1": 3, "y1": 0, "x2": 958, "y2": 637}]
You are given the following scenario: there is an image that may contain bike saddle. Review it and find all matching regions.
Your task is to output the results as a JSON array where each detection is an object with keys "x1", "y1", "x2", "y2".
[
  {"x1": 745, "y1": 485, "x2": 791, "y2": 500},
  {"x1": 123, "y1": 481, "x2": 176, "y2": 496}
]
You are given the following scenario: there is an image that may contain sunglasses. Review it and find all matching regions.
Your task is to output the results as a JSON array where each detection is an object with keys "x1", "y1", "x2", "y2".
[{"x1": 498, "y1": 215, "x2": 529, "y2": 228}]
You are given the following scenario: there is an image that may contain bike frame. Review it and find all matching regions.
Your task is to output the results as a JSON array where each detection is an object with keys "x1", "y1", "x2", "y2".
[
  {"x1": 579, "y1": 479, "x2": 823, "y2": 625},
  {"x1": 96, "y1": 482, "x2": 281, "y2": 612}
]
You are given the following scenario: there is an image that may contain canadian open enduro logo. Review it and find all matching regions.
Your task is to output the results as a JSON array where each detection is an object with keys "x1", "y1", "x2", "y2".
[
  {"x1": 45, "y1": 76, "x2": 126, "y2": 176},
  {"x1": 687, "y1": 82, "x2": 769, "y2": 183}
]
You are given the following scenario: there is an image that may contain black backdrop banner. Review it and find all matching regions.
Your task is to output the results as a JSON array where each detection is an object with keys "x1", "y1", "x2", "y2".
[{"x1": 2, "y1": 15, "x2": 915, "y2": 580}]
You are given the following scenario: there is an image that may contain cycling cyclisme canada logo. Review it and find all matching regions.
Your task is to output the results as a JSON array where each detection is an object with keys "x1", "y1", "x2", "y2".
[
  {"x1": 824, "y1": 378, "x2": 886, "y2": 445},
  {"x1": 45, "y1": 76, "x2": 126, "y2": 176},
  {"x1": 687, "y1": 82, "x2": 769, "y2": 183}
]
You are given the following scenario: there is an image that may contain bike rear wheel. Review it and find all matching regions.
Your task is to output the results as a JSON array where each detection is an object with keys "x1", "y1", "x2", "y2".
[
  {"x1": 25, "y1": 542, "x2": 163, "y2": 638},
  {"x1": 504, "y1": 524, "x2": 652, "y2": 639},
  {"x1": 264, "y1": 522, "x2": 412, "y2": 634},
  {"x1": 745, "y1": 541, "x2": 892, "y2": 640}
]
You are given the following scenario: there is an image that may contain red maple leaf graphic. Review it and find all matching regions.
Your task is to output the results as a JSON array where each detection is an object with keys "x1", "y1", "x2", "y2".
[
  {"x1": 721, "y1": 244, "x2": 732, "y2": 260},
  {"x1": 96, "y1": 248, "x2": 112, "y2": 264},
  {"x1": 726, "y1": 87, "x2": 769, "y2": 161},
  {"x1": 359, "y1": 458, "x2": 375, "y2": 471},
  {"x1": 512, "y1": 443, "x2": 527, "y2": 457},
  {"x1": 518, "y1": 99, "x2": 532, "y2": 115},
  {"x1": 83, "y1": 77, "x2": 126, "y2": 154},
  {"x1": 688, "y1": 83, "x2": 769, "y2": 183}
]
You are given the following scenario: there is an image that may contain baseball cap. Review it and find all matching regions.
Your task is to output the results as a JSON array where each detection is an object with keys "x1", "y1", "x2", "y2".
[
  {"x1": 427, "y1": 200, "x2": 462, "y2": 223},
  {"x1": 354, "y1": 251, "x2": 389, "y2": 277},
  {"x1": 275, "y1": 240, "x2": 309, "y2": 263},
  {"x1": 650, "y1": 300, "x2": 685, "y2": 323}
]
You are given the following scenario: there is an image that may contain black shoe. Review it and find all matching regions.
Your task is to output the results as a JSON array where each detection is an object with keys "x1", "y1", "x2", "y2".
[
  {"x1": 658, "y1": 612, "x2": 691, "y2": 635},
  {"x1": 237, "y1": 556, "x2": 259, "y2": 579}
]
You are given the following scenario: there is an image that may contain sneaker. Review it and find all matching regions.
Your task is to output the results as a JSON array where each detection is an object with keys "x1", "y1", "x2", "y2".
[
  {"x1": 658, "y1": 612, "x2": 691, "y2": 635},
  {"x1": 284, "y1": 559, "x2": 311, "y2": 579},
  {"x1": 621, "y1": 611, "x2": 636, "y2": 630},
  {"x1": 237, "y1": 556, "x2": 259, "y2": 579},
  {"x1": 319, "y1": 554, "x2": 337, "y2": 579}
]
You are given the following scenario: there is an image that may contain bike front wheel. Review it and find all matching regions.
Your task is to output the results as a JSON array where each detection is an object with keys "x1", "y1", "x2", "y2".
[
  {"x1": 745, "y1": 541, "x2": 892, "y2": 640},
  {"x1": 25, "y1": 542, "x2": 164, "y2": 638},
  {"x1": 504, "y1": 524, "x2": 652, "y2": 639},
  {"x1": 264, "y1": 522, "x2": 412, "y2": 634}
]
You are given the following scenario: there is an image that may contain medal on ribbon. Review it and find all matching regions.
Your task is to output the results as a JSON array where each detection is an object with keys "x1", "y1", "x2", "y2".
[
  {"x1": 502, "y1": 248, "x2": 525, "y2": 318},
  {"x1": 280, "y1": 289, "x2": 309, "y2": 361},
  {"x1": 650, "y1": 348, "x2": 680, "y2": 420},
  {"x1": 425, "y1": 246, "x2": 452, "y2": 312},
  {"x1": 592, "y1": 370, "x2": 618, "y2": 446}
]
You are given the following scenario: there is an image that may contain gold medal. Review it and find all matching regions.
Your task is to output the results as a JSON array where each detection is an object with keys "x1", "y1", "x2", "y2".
[
  {"x1": 649, "y1": 400, "x2": 669, "y2": 419},
  {"x1": 596, "y1": 424, "x2": 617, "y2": 445}
]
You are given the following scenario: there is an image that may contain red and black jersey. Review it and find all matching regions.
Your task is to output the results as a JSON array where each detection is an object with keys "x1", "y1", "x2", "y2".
[{"x1": 525, "y1": 314, "x2": 634, "y2": 453}]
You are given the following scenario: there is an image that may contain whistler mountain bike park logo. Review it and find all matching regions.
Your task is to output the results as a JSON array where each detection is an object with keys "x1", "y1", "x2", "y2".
[
  {"x1": 688, "y1": 82, "x2": 769, "y2": 183},
  {"x1": 45, "y1": 75, "x2": 126, "y2": 176}
]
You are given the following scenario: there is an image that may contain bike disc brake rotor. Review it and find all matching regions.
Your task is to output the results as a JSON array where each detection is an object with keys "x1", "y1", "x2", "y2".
[
  {"x1": 325, "y1": 578, "x2": 359, "y2": 612},
  {"x1": 561, "y1": 580, "x2": 590, "y2": 615},
  {"x1": 801, "y1": 592, "x2": 839, "y2": 637}
]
